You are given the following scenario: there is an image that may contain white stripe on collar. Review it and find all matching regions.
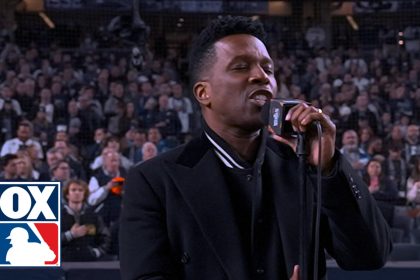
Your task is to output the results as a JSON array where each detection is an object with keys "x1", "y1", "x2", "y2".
[{"x1": 205, "y1": 132, "x2": 245, "y2": 169}]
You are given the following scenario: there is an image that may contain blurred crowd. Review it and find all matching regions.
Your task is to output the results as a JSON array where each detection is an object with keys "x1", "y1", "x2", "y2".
[{"x1": 0, "y1": 18, "x2": 419, "y2": 260}]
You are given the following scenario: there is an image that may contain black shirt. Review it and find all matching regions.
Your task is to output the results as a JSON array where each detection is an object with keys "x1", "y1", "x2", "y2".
[{"x1": 203, "y1": 122, "x2": 288, "y2": 279}]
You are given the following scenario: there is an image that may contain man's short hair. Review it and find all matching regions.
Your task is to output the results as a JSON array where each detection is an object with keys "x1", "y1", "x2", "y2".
[
  {"x1": 50, "y1": 159, "x2": 70, "y2": 172},
  {"x1": 18, "y1": 119, "x2": 33, "y2": 129},
  {"x1": 188, "y1": 15, "x2": 267, "y2": 86},
  {"x1": 0, "y1": 154, "x2": 18, "y2": 169}
]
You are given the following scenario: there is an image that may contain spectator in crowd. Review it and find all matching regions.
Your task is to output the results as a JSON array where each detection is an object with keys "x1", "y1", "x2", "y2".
[
  {"x1": 384, "y1": 144, "x2": 409, "y2": 199},
  {"x1": 107, "y1": 101, "x2": 131, "y2": 138},
  {"x1": 104, "y1": 81, "x2": 125, "y2": 119},
  {"x1": 50, "y1": 159, "x2": 73, "y2": 193},
  {"x1": 168, "y1": 82, "x2": 193, "y2": 135},
  {"x1": 1, "y1": 120, "x2": 44, "y2": 159},
  {"x1": 0, "y1": 99, "x2": 19, "y2": 142},
  {"x1": 366, "y1": 137, "x2": 386, "y2": 161},
  {"x1": 139, "y1": 94, "x2": 159, "y2": 129},
  {"x1": 79, "y1": 85, "x2": 104, "y2": 120},
  {"x1": 359, "y1": 127, "x2": 374, "y2": 153},
  {"x1": 384, "y1": 124, "x2": 405, "y2": 152},
  {"x1": 0, "y1": 154, "x2": 18, "y2": 180},
  {"x1": 405, "y1": 124, "x2": 420, "y2": 167},
  {"x1": 90, "y1": 136, "x2": 132, "y2": 171},
  {"x1": 88, "y1": 150, "x2": 126, "y2": 255},
  {"x1": 346, "y1": 94, "x2": 378, "y2": 134},
  {"x1": 15, "y1": 152, "x2": 39, "y2": 180},
  {"x1": 135, "y1": 79, "x2": 156, "y2": 119},
  {"x1": 83, "y1": 127, "x2": 107, "y2": 169},
  {"x1": 140, "y1": 141, "x2": 158, "y2": 162},
  {"x1": 379, "y1": 111, "x2": 393, "y2": 138},
  {"x1": 15, "y1": 78, "x2": 36, "y2": 114},
  {"x1": 154, "y1": 94, "x2": 181, "y2": 138},
  {"x1": 0, "y1": 85, "x2": 22, "y2": 116},
  {"x1": 344, "y1": 48, "x2": 368, "y2": 75},
  {"x1": 54, "y1": 138, "x2": 86, "y2": 181},
  {"x1": 88, "y1": 150, "x2": 126, "y2": 222},
  {"x1": 147, "y1": 126, "x2": 172, "y2": 154},
  {"x1": 407, "y1": 157, "x2": 420, "y2": 204},
  {"x1": 32, "y1": 107, "x2": 55, "y2": 141},
  {"x1": 123, "y1": 129, "x2": 146, "y2": 164},
  {"x1": 61, "y1": 179, "x2": 111, "y2": 261},
  {"x1": 363, "y1": 158, "x2": 398, "y2": 226},
  {"x1": 78, "y1": 93, "x2": 103, "y2": 145},
  {"x1": 389, "y1": 84, "x2": 413, "y2": 121},
  {"x1": 36, "y1": 88, "x2": 54, "y2": 123},
  {"x1": 352, "y1": 68, "x2": 370, "y2": 92},
  {"x1": 340, "y1": 129, "x2": 370, "y2": 174},
  {"x1": 38, "y1": 147, "x2": 64, "y2": 181}
]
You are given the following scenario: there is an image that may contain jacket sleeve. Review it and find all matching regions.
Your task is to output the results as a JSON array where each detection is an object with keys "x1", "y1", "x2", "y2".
[
  {"x1": 95, "y1": 215, "x2": 111, "y2": 257},
  {"x1": 311, "y1": 152, "x2": 392, "y2": 270},
  {"x1": 119, "y1": 165, "x2": 178, "y2": 280}
]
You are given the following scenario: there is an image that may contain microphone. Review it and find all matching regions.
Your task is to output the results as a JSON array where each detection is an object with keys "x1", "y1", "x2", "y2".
[{"x1": 261, "y1": 99, "x2": 301, "y2": 137}]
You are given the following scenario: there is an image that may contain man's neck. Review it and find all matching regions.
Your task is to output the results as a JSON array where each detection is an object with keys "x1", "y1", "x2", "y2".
[
  {"x1": 207, "y1": 122, "x2": 261, "y2": 163},
  {"x1": 68, "y1": 202, "x2": 83, "y2": 212},
  {"x1": 18, "y1": 137, "x2": 29, "y2": 142}
]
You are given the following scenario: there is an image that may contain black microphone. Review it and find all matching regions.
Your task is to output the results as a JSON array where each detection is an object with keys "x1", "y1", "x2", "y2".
[{"x1": 261, "y1": 99, "x2": 301, "y2": 137}]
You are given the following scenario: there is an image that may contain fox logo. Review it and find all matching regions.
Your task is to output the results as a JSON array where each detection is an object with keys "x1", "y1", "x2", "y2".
[{"x1": 0, "y1": 182, "x2": 60, "y2": 267}]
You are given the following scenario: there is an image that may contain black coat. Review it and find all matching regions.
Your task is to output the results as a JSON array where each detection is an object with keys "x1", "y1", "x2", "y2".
[{"x1": 120, "y1": 133, "x2": 391, "y2": 280}]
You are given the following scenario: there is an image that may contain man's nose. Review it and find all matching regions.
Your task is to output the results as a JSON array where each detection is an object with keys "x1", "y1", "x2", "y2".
[{"x1": 248, "y1": 65, "x2": 269, "y2": 84}]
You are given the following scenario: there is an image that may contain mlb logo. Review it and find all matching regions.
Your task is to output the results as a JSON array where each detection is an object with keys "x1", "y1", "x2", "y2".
[{"x1": 0, "y1": 182, "x2": 60, "y2": 267}]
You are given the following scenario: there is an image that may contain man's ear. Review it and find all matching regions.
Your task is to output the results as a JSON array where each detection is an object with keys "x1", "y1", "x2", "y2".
[{"x1": 193, "y1": 81, "x2": 211, "y2": 106}]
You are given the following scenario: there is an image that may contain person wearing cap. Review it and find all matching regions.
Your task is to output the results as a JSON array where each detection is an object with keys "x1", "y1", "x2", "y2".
[
  {"x1": 5, "y1": 227, "x2": 56, "y2": 266},
  {"x1": 0, "y1": 120, "x2": 44, "y2": 159},
  {"x1": 0, "y1": 86, "x2": 22, "y2": 116}
]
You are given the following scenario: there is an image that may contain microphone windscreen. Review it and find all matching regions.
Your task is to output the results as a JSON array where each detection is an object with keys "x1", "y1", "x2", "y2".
[{"x1": 261, "y1": 99, "x2": 302, "y2": 136}]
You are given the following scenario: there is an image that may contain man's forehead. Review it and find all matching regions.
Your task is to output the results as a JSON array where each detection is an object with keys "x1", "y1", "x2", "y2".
[{"x1": 215, "y1": 34, "x2": 270, "y2": 57}]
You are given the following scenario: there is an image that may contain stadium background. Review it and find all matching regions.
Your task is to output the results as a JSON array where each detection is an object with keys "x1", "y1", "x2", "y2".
[{"x1": 0, "y1": 0, "x2": 420, "y2": 279}]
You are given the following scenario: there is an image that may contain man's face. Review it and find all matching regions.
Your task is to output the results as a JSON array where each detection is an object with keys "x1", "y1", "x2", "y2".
[
  {"x1": 142, "y1": 142, "x2": 158, "y2": 161},
  {"x1": 104, "y1": 152, "x2": 120, "y2": 173},
  {"x1": 4, "y1": 159, "x2": 17, "y2": 177},
  {"x1": 407, "y1": 125, "x2": 419, "y2": 141},
  {"x1": 134, "y1": 132, "x2": 146, "y2": 147},
  {"x1": 94, "y1": 129, "x2": 106, "y2": 142},
  {"x1": 17, "y1": 124, "x2": 31, "y2": 141},
  {"x1": 53, "y1": 162, "x2": 70, "y2": 180},
  {"x1": 197, "y1": 34, "x2": 277, "y2": 132},
  {"x1": 66, "y1": 183, "x2": 85, "y2": 204},
  {"x1": 47, "y1": 152, "x2": 61, "y2": 167},
  {"x1": 148, "y1": 128, "x2": 161, "y2": 143},
  {"x1": 342, "y1": 131, "x2": 358, "y2": 147},
  {"x1": 367, "y1": 161, "x2": 381, "y2": 177}
]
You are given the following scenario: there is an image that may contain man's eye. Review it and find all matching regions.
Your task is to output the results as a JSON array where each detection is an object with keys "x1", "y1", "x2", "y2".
[
  {"x1": 232, "y1": 64, "x2": 248, "y2": 70},
  {"x1": 263, "y1": 66, "x2": 274, "y2": 74}
]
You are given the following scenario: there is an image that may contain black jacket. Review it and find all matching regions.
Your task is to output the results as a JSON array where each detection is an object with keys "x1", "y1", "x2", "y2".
[{"x1": 120, "y1": 132, "x2": 391, "y2": 280}]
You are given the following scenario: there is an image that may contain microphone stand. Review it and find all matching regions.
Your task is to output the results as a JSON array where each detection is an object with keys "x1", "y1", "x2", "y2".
[{"x1": 297, "y1": 132, "x2": 310, "y2": 280}]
